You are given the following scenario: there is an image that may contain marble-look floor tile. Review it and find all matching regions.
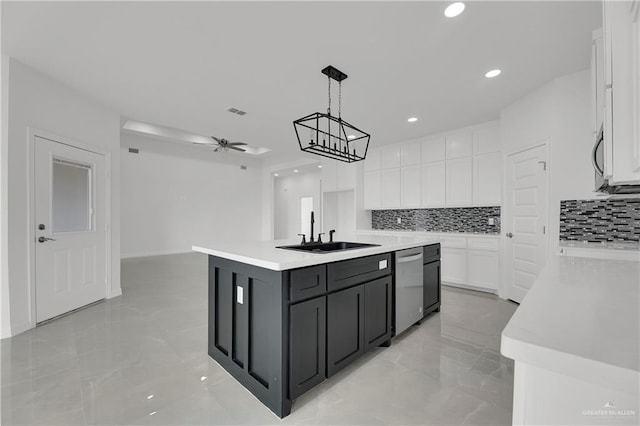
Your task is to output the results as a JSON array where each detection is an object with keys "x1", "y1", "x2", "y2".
[{"x1": 1, "y1": 252, "x2": 518, "y2": 425}]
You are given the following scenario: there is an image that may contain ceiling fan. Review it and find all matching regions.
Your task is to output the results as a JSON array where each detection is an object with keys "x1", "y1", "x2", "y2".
[{"x1": 203, "y1": 136, "x2": 248, "y2": 152}]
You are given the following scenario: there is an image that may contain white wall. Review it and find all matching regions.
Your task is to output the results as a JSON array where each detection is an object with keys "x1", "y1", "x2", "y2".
[
  {"x1": 1, "y1": 54, "x2": 11, "y2": 338},
  {"x1": 120, "y1": 133, "x2": 263, "y2": 257},
  {"x1": 273, "y1": 170, "x2": 321, "y2": 240},
  {"x1": 1, "y1": 58, "x2": 121, "y2": 338},
  {"x1": 500, "y1": 69, "x2": 594, "y2": 258}
]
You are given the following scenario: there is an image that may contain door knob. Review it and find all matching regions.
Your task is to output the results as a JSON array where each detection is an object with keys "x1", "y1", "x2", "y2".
[
  {"x1": 38, "y1": 236, "x2": 56, "y2": 243},
  {"x1": 506, "y1": 232, "x2": 514, "y2": 238}
]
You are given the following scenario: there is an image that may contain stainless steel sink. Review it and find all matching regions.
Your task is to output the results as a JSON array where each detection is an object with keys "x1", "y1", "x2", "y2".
[{"x1": 276, "y1": 241, "x2": 380, "y2": 253}]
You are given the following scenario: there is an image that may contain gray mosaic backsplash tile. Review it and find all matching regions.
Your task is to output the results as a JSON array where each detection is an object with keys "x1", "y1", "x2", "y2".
[
  {"x1": 372, "y1": 207, "x2": 501, "y2": 234},
  {"x1": 560, "y1": 198, "x2": 640, "y2": 244}
]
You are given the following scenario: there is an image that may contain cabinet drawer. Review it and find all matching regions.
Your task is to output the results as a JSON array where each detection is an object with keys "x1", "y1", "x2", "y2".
[
  {"x1": 467, "y1": 237, "x2": 499, "y2": 251},
  {"x1": 289, "y1": 265, "x2": 327, "y2": 303},
  {"x1": 423, "y1": 244, "x2": 441, "y2": 263},
  {"x1": 438, "y1": 235, "x2": 467, "y2": 249},
  {"x1": 327, "y1": 253, "x2": 392, "y2": 293}
]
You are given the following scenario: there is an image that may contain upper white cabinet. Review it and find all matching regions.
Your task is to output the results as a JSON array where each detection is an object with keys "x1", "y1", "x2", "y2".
[
  {"x1": 421, "y1": 162, "x2": 446, "y2": 207},
  {"x1": 380, "y1": 145, "x2": 401, "y2": 169},
  {"x1": 364, "y1": 147, "x2": 381, "y2": 172},
  {"x1": 421, "y1": 136, "x2": 446, "y2": 163},
  {"x1": 401, "y1": 165, "x2": 421, "y2": 208},
  {"x1": 592, "y1": 29, "x2": 605, "y2": 135},
  {"x1": 472, "y1": 126, "x2": 501, "y2": 155},
  {"x1": 363, "y1": 171, "x2": 381, "y2": 209},
  {"x1": 473, "y1": 153, "x2": 502, "y2": 205},
  {"x1": 380, "y1": 168, "x2": 401, "y2": 208},
  {"x1": 445, "y1": 131, "x2": 473, "y2": 159},
  {"x1": 401, "y1": 140, "x2": 422, "y2": 166},
  {"x1": 446, "y1": 157, "x2": 473, "y2": 206}
]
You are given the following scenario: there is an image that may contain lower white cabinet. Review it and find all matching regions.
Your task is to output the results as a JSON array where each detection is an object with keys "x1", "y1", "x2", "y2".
[
  {"x1": 441, "y1": 248, "x2": 467, "y2": 284},
  {"x1": 421, "y1": 162, "x2": 446, "y2": 206},
  {"x1": 467, "y1": 249, "x2": 499, "y2": 291},
  {"x1": 380, "y1": 168, "x2": 401, "y2": 208},
  {"x1": 401, "y1": 165, "x2": 421, "y2": 207},
  {"x1": 446, "y1": 157, "x2": 472, "y2": 206},
  {"x1": 363, "y1": 171, "x2": 381, "y2": 209}
]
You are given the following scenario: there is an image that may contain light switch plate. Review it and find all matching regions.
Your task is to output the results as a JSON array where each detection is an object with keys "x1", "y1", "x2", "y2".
[
  {"x1": 397, "y1": 217, "x2": 402, "y2": 224},
  {"x1": 379, "y1": 259, "x2": 388, "y2": 270},
  {"x1": 237, "y1": 287, "x2": 244, "y2": 304},
  {"x1": 488, "y1": 218, "x2": 495, "y2": 225}
]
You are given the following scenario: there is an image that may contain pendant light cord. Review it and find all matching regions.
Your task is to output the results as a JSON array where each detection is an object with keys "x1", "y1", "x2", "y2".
[{"x1": 327, "y1": 76, "x2": 331, "y2": 115}]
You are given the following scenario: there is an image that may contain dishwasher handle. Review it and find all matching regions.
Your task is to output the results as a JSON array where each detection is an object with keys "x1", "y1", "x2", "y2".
[{"x1": 396, "y1": 253, "x2": 423, "y2": 263}]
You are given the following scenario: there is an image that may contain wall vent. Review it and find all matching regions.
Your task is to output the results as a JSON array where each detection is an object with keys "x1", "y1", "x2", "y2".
[
  {"x1": 227, "y1": 107, "x2": 247, "y2": 116},
  {"x1": 128, "y1": 148, "x2": 139, "y2": 154}
]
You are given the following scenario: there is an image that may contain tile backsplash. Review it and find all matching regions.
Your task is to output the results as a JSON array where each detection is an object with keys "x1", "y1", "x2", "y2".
[
  {"x1": 560, "y1": 198, "x2": 640, "y2": 243},
  {"x1": 371, "y1": 207, "x2": 501, "y2": 234}
]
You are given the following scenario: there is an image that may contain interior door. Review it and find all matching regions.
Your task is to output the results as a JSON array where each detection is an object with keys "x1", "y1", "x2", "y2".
[
  {"x1": 34, "y1": 136, "x2": 106, "y2": 323},
  {"x1": 504, "y1": 144, "x2": 548, "y2": 303}
]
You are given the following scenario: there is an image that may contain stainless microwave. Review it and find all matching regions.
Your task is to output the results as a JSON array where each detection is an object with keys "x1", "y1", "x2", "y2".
[{"x1": 592, "y1": 125, "x2": 640, "y2": 194}]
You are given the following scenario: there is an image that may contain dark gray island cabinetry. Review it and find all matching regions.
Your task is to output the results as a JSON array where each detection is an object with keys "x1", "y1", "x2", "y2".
[{"x1": 205, "y1": 243, "x2": 440, "y2": 418}]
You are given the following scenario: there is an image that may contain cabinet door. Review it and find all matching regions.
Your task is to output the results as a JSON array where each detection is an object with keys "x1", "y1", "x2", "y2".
[
  {"x1": 364, "y1": 147, "x2": 381, "y2": 172},
  {"x1": 467, "y1": 250, "x2": 499, "y2": 291},
  {"x1": 446, "y1": 157, "x2": 472, "y2": 206},
  {"x1": 321, "y1": 160, "x2": 337, "y2": 192},
  {"x1": 423, "y1": 260, "x2": 441, "y2": 315},
  {"x1": 363, "y1": 171, "x2": 381, "y2": 209},
  {"x1": 472, "y1": 126, "x2": 500, "y2": 155},
  {"x1": 445, "y1": 131, "x2": 473, "y2": 159},
  {"x1": 473, "y1": 153, "x2": 502, "y2": 205},
  {"x1": 290, "y1": 297, "x2": 326, "y2": 399},
  {"x1": 401, "y1": 140, "x2": 422, "y2": 166},
  {"x1": 380, "y1": 168, "x2": 401, "y2": 208},
  {"x1": 401, "y1": 165, "x2": 421, "y2": 208},
  {"x1": 380, "y1": 144, "x2": 401, "y2": 169},
  {"x1": 364, "y1": 276, "x2": 392, "y2": 352},
  {"x1": 327, "y1": 285, "x2": 365, "y2": 377},
  {"x1": 422, "y1": 136, "x2": 446, "y2": 163},
  {"x1": 441, "y1": 248, "x2": 466, "y2": 284},
  {"x1": 337, "y1": 162, "x2": 357, "y2": 190},
  {"x1": 421, "y1": 162, "x2": 446, "y2": 207}
]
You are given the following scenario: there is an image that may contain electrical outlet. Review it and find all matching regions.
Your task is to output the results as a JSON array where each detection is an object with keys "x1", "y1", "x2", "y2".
[
  {"x1": 397, "y1": 217, "x2": 402, "y2": 224},
  {"x1": 488, "y1": 218, "x2": 495, "y2": 226}
]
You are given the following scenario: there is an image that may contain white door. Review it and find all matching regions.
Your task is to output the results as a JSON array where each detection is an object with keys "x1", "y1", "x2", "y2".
[
  {"x1": 504, "y1": 144, "x2": 548, "y2": 303},
  {"x1": 34, "y1": 136, "x2": 106, "y2": 323}
]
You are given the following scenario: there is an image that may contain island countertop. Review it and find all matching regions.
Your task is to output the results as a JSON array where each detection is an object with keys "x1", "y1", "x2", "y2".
[
  {"x1": 501, "y1": 255, "x2": 640, "y2": 392},
  {"x1": 192, "y1": 233, "x2": 440, "y2": 271}
]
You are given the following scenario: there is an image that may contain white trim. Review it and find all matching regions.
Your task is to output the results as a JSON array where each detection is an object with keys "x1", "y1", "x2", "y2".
[
  {"x1": 109, "y1": 288, "x2": 122, "y2": 298},
  {"x1": 8, "y1": 320, "x2": 31, "y2": 337},
  {"x1": 27, "y1": 127, "x2": 111, "y2": 330},
  {"x1": 120, "y1": 248, "x2": 193, "y2": 259}
]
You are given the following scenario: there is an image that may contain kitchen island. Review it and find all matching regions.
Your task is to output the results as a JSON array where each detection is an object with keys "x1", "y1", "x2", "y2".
[{"x1": 193, "y1": 233, "x2": 441, "y2": 418}]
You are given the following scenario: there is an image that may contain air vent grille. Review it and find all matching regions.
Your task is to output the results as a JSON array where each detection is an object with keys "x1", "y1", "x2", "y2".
[
  {"x1": 227, "y1": 107, "x2": 247, "y2": 116},
  {"x1": 128, "y1": 148, "x2": 139, "y2": 154}
]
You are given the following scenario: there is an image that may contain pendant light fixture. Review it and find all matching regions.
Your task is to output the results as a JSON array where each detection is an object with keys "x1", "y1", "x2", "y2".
[{"x1": 293, "y1": 65, "x2": 370, "y2": 163}]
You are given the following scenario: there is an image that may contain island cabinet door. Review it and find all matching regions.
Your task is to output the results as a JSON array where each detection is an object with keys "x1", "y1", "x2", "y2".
[
  {"x1": 289, "y1": 296, "x2": 326, "y2": 399},
  {"x1": 364, "y1": 276, "x2": 392, "y2": 352},
  {"x1": 327, "y1": 284, "x2": 365, "y2": 377}
]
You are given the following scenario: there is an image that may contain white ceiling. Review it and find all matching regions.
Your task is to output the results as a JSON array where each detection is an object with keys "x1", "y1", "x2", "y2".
[{"x1": 2, "y1": 1, "x2": 601, "y2": 158}]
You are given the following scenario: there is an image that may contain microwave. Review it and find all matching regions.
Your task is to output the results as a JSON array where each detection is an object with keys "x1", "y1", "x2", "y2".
[{"x1": 592, "y1": 125, "x2": 640, "y2": 194}]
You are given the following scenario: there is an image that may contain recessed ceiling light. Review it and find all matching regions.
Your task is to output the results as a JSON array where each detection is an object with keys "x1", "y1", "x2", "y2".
[
  {"x1": 444, "y1": 2, "x2": 465, "y2": 18},
  {"x1": 274, "y1": 173, "x2": 279, "y2": 177},
  {"x1": 408, "y1": 117, "x2": 418, "y2": 123},
  {"x1": 347, "y1": 134, "x2": 356, "y2": 140},
  {"x1": 293, "y1": 169, "x2": 299, "y2": 173},
  {"x1": 200, "y1": 376, "x2": 207, "y2": 381},
  {"x1": 147, "y1": 395, "x2": 154, "y2": 400},
  {"x1": 485, "y1": 69, "x2": 502, "y2": 78},
  {"x1": 318, "y1": 165, "x2": 323, "y2": 168}
]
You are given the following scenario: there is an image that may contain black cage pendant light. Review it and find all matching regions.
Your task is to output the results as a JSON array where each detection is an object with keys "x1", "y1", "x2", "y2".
[{"x1": 293, "y1": 66, "x2": 370, "y2": 163}]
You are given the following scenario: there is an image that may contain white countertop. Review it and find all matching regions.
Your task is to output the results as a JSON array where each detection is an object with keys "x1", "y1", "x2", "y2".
[
  {"x1": 356, "y1": 229, "x2": 500, "y2": 238},
  {"x1": 192, "y1": 233, "x2": 440, "y2": 271},
  {"x1": 501, "y1": 256, "x2": 640, "y2": 392},
  {"x1": 559, "y1": 240, "x2": 640, "y2": 251}
]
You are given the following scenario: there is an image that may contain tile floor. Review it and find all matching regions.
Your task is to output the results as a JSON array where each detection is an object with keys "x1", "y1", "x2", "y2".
[{"x1": 1, "y1": 253, "x2": 518, "y2": 425}]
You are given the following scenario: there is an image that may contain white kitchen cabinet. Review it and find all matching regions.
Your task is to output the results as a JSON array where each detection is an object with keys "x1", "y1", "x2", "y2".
[
  {"x1": 445, "y1": 131, "x2": 473, "y2": 159},
  {"x1": 363, "y1": 171, "x2": 381, "y2": 209},
  {"x1": 473, "y1": 153, "x2": 502, "y2": 205},
  {"x1": 446, "y1": 157, "x2": 472, "y2": 206},
  {"x1": 322, "y1": 160, "x2": 356, "y2": 192},
  {"x1": 401, "y1": 140, "x2": 422, "y2": 166},
  {"x1": 472, "y1": 126, "x2": 500, "y2": 155},
  {"x1": 421, "y1": 162, "x2": 446, "y2": 207},
  {"x1": 421, "y1": 136, "x2": 446, "y2": 163},
  {"x1": 321, "y1": 160, "x2": 338, "y2": 192},
  {"x1": 441, "y1": 248, "x2": 467, "y2": 284},
  {"x1": 380, "y1": 168, "x2": 401, "y2": 208},
  {"x1": 401, "y1": 165, "x2": 421, "y2": 208},
  {"x1": 364, "y1": 147, "x2": 381, "y2": 172},
  {"x1": 467, "y1": 249, "x2": 499, "y2": 292},
  {"x1": 591, "y1": 29, "x2": 605, "y2": 135},
  {"x1": 380, "y1": 145, "x2": 401, "y2": 169}
]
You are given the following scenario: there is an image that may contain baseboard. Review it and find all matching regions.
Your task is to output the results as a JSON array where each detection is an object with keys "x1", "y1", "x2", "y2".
[
  {"x1": 120, "y1": 248, "x2": 193, "y2": 259},
  {"x1": 3, "y1": 320, "x2": 33, "y2": 338},
  {"x1": 442, "y1": 281, "x2": 498, "y2": 295},
  {"x1": 108, "y1": 288, "x2": 122, "y2": 298}
]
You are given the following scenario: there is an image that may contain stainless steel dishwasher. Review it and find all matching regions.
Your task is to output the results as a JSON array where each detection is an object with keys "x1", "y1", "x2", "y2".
[{"x1": 395, "y1": 247, "x2": 424, "y2": 336}]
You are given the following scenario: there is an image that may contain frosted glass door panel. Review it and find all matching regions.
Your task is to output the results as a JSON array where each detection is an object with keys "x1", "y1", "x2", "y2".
[{"x1": 52, "y1": 159, "x2": 92, "y2": 233}]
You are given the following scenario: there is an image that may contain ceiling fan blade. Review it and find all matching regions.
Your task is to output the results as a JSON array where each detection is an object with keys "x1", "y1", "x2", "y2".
[
  {"x1": 228, "y1": 142, "x2": 248, "y2": 146},
  {"x1": 229, "y1": 146, "x2": 246, "y2": 152}
]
